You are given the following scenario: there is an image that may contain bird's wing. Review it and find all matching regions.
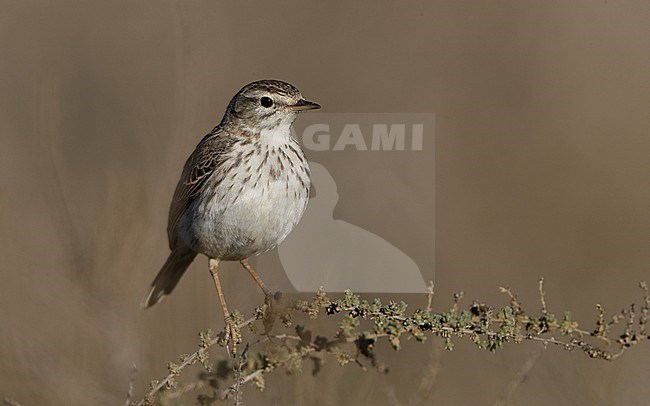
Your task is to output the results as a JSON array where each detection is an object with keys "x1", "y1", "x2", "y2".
[{"x1": 167, "y1": 129, "x2": 232, "y2": 249}]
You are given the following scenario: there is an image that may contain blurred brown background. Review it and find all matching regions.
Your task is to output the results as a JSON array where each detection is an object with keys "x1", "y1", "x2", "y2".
[{"x1": 1, "y1": 1, "x2": 649, "y2": 405}]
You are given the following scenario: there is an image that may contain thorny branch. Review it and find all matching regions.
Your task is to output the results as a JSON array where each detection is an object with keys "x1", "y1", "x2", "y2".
[{"x1": 132, "y1": 279, "x2": 649, "y2": 405}]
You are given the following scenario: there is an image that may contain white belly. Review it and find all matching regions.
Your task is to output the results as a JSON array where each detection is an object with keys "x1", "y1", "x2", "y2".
[{"x1": 182, "y1": 137, "x2": 310, "y2": 260}]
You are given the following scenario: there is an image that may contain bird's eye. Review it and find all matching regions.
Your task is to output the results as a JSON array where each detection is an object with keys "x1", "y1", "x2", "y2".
[{"x1": 260, "y1": 96, "x2": 273, "y2": 108}]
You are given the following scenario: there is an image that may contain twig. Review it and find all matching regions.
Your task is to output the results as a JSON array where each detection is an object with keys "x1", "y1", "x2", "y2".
[
  {"x1": 426, "y1": 280, "x2": 434, "y2": 313},
  {"x1": 123, "y1": 363, "x2": 138, "y2": 406},
  {"x1": 216, "y1": 369, "x2": 265, "y2": 401},
  {"x1": 233, "y1": 344, "x2": 249, "y2": 406},
  {"x1": 133, "y1": 281, "x2": 649, "y2": 404},
  {"x1": 382, "y1": 384, "x2": 402, "y2": 406},
  {"x1": 134, "y1": 316, "x2": 258, "y2": 406},
  {"x1": 409, "y1": 339, "x2": 443, "y2": 406},
  {"x1": 538, "y1": 278, "x2": 548, "y2": 315},
  {"x1": 494, "y1": 347, "x2": 543, "y2": 406}
]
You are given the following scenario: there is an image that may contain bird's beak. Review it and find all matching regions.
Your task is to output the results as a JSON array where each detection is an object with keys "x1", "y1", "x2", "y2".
[{"x1": 289, "y1": 99, "x2": 321, "y2": 111}]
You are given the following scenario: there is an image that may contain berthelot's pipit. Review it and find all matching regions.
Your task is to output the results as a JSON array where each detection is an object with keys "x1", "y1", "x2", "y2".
[{"x1": 143, "y1": 80, "x2": 320, "y2": 346}]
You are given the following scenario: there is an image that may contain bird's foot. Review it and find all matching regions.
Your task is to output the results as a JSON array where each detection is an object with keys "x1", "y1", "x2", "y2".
[
  {"x1": 265, "y1": 290, "x2": 283, "y2": 306},
  {"x1": 261, "y1": 291, "x2": 289, "y2": 334},
  {"x1": 217, "y1": 314, "x2": 242, "y2": 356}
]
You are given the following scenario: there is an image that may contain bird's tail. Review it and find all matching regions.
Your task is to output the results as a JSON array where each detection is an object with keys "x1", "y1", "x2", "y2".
[{"x1": 141, "y1": 247, "x2": 197, "y2": 309}]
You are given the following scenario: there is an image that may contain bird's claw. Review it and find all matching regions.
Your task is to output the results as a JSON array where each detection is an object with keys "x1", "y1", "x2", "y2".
[
  {"x1": 264, "y1": 290, "x2": 283, "y2": 306},
  {"x1": 217, "y1": 315, "x2": 242, "y2": 356}
]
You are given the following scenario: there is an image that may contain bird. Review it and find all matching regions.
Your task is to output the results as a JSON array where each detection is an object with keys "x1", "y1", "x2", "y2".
[{"x1": 142, "y1": 79, "x2": 320, "y2": 346}]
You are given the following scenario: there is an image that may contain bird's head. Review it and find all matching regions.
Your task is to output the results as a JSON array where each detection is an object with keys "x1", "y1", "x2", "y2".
[{"x1": 224, "y1": 79, "x2": 320, "y2": 132}]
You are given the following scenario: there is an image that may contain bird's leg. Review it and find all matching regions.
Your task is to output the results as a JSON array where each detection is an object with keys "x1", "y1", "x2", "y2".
[
  {"x1": 240, "y1": 258, "x2": 272, "y2": 298},
  {"x1": 209, "y1": 258, "x2": 240, "y2": 355},
  {"x1": 240, "y1": 258, "x2": 286, "y2": 334}
]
